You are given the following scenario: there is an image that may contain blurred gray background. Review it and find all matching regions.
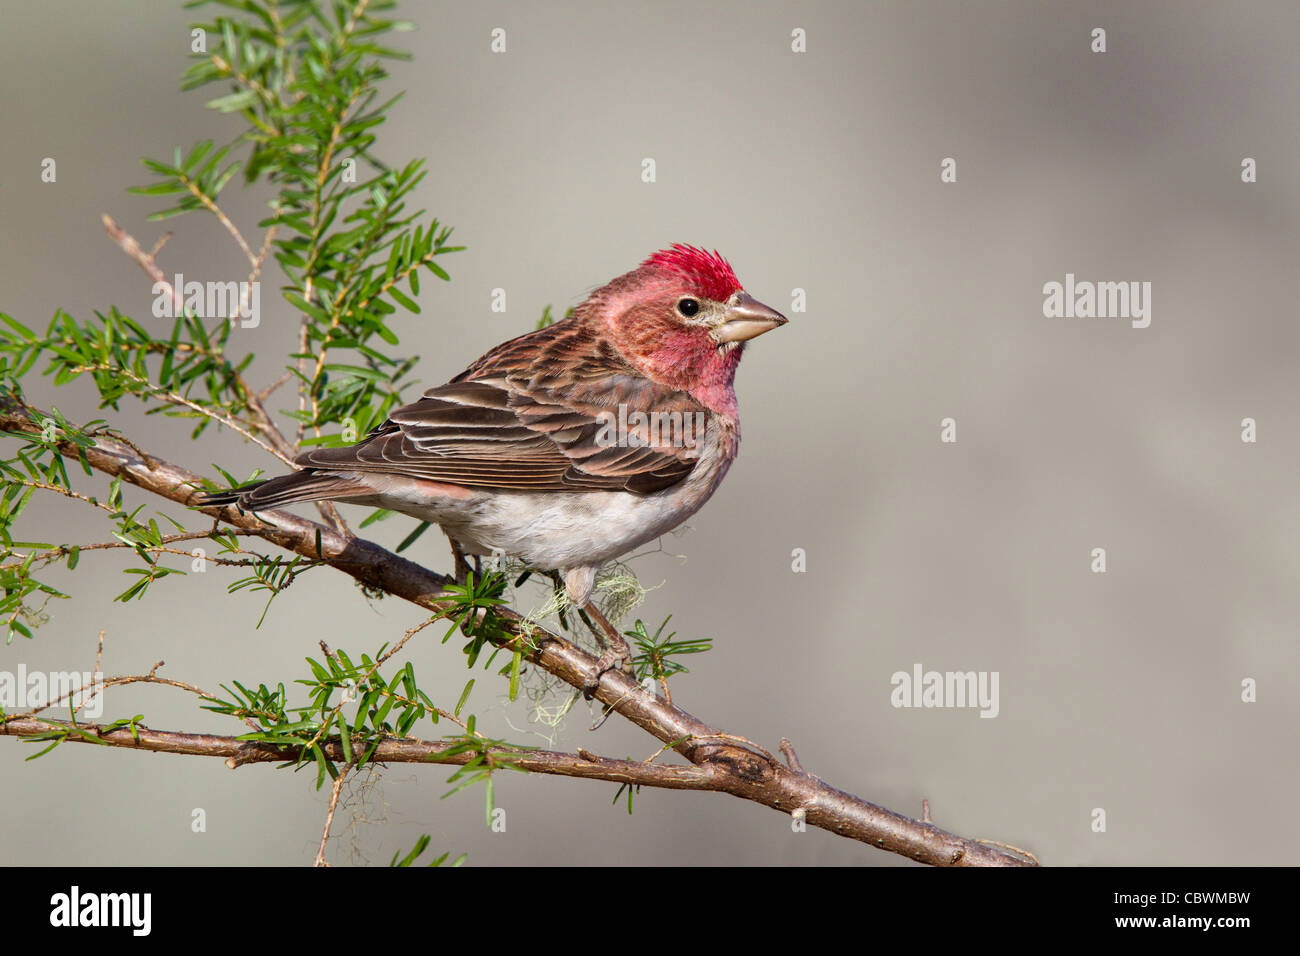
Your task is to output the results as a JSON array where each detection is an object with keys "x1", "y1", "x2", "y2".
[{"x1": 2, "y1": 0, "x2": 1297, "y2": 866}]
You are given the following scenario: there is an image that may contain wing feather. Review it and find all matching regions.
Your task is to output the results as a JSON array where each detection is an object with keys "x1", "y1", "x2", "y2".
[{"x1": 295, "y1": 321, "x2": 706, "y2": 494}]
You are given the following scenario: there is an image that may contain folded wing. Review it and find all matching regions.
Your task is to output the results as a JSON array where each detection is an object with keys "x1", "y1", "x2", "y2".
[{"x1": 296, "y1": 322, "x2": 706, "y2": 494}]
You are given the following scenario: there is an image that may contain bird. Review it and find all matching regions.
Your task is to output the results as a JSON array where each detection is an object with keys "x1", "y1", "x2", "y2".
[{"x1": 197, "y1": 245, "x2": 788, "y2": 694}]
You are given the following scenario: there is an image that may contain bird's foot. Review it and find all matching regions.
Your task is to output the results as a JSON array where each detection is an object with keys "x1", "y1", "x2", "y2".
[
  {"x1": 582, "y1": 639, "x2": 634, "y2": 700},
  {"x1": 578, "y1": 601, "x2": 636, "y2": 699}
]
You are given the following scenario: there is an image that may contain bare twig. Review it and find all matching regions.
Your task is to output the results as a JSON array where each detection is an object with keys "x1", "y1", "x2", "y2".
[
  {"x1": 175, "y1": 172, "x2": 257, "y2": 267},
  {"x1": 148, "y1": 232, "x2": 172, "y2": 259},
  {"x1": 2, "y1": 529, "x2": 268, "y2": 572},
  {"x1": 101, "y1": 215, "x2": 185, "y2": 315},
  {"x1": 6, "y1": 478, "x2": 118, "y2": 514},
  {"x1": 780, "y1": 737, "x2": 805, "y2": 774},
  {"x1": 93, "y1": 629, "x2": 106, "y2": 684},
  {"x1": 256, "y1": 370, "x2": 294, "y2": 402},
  {"x1": 314, "y1": 766, "x2": 349, "y2": 867},
  {"x1": 70, "y1": 364, "x2": 295, "y2": 466}
]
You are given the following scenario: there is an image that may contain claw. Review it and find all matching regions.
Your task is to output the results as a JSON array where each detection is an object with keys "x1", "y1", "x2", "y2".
[{"x1": 583, "y1": 643, "x2": 633, "y2": 699}]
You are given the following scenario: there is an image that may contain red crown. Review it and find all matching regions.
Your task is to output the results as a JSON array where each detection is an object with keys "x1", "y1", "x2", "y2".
[{"x1": 642, "y1": 244, "x2": 741, "y2": 302}]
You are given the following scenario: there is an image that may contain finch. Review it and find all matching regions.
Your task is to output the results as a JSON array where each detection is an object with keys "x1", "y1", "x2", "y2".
[{"x1": 199, "y1": 245, "x2": 787, "y2": 692}]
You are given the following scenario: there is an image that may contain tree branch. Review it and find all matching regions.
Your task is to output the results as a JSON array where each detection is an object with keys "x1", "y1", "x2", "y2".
[{"x1": 0, "y1": 716, "x2": 719, "y2": 791}]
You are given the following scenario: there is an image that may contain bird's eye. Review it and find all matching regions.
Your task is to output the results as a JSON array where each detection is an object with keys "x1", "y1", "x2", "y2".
[{"x1": 676, "y1": 297, "x2": 700, "y2": 317}]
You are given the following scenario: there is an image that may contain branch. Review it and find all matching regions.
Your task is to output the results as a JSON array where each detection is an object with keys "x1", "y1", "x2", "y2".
[
  {"x1": 101, "y1": 215, "x2": 185, "y2": 315},
  {"x1": 2, "y1": 529, "x2": 272, "y2": 572},
  {"x1": 4, "y1": 477, "x2": 119, "y2": 515},
  {"x1": 175, "y1": 171, "x2": 257, "y2": 267},
  {"x1": 314, "y1": 766, "x2": 349, "y2": 866},
  {"x1": 0, "y1": 397, "x2": 1036, "y2": 867},
  {"x1": 0, "y1": 718, "x2": 716, "y2": 791},
  {"x1": 71, "y1": 364, "x2": 295, "y2": 466}
]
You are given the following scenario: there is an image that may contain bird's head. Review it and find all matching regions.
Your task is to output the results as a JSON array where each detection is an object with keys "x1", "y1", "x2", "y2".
[{"x1": 592, "y1": 244, "x2": 788, "y2": 411}]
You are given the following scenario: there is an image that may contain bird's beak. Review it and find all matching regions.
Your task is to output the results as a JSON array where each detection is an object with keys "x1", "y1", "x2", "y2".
[{"x1": 714, "y1": 291, "x2": 789, "y2": 344}]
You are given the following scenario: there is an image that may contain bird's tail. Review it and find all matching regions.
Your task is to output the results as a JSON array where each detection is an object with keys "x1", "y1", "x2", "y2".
[{"x1": 194, "y1": 471, "x2": 371, "y2": 513}]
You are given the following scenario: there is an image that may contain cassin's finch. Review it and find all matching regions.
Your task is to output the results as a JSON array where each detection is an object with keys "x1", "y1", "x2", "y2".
[{"x1": 198, "y1": 245, "x2": 787, "y2": 692}]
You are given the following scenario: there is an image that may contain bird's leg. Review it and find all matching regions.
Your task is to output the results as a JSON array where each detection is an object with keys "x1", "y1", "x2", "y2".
[
  {"x1": 450, "y1": 539, "x2": 472, "y2": 585},
  {"x1": 580, "y1": 602, "x2": 634, "y2": 699}
]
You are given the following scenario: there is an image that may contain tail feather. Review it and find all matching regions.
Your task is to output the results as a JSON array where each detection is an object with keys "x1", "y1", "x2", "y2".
[
  {"x1": 193, "y1": 483, "x2": 261, "y2": 507},
  {"x1": 195, "y1": 471, "x2": 371, "y2": 513}
]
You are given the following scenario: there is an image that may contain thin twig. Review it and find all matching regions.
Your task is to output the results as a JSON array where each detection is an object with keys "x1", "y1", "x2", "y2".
[
  {"x1": 101, "y1": 215, "x2": 184, "y2": 315},
  {"x1": 176, "y1": 172, "x2": 257, "y2": 267},
  {"x1": 780, "y1": 737, "x2": 805, "y2": 774},
  {"x1": 148, "y1": 232, "x2": 172, "y2": 259},
  {"x1": 8, "y1": 478, "x2": 117, "y2": 514},
  {"x1": 256, "y1": 370, "x2": 294, "y2": 402},
  {"x1": 314, "y1": 766, "x2": 350, "y2": 867},
  {"x1": 70, "y1": 364, "x2": 294, "y2": 466},
  {"x1": 2, "y1": 529, "x2": 267, "y2": 571}
]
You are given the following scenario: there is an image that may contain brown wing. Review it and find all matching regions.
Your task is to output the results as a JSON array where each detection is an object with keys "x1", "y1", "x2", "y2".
[{"x1": 296, "y1": 319, "x2": 706, "y2": 494}]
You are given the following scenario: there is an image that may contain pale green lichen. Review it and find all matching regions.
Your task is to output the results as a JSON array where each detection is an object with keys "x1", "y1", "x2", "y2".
[{"x1": 500, "y1": 560, "x2": 661, "y2": 734}]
